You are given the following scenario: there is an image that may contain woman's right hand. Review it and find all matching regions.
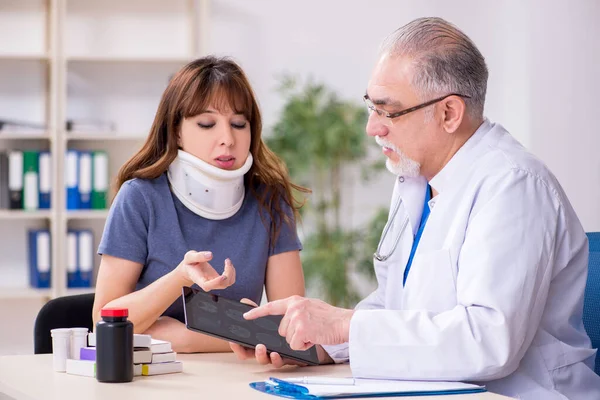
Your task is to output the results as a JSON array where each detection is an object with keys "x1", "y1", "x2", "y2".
[{"x1": 176, "y1": 251, "x2": 236, "y2": 291}]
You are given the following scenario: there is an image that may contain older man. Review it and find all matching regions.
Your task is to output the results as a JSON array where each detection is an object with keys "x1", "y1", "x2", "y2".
[{"x1": 234, "y1": 17, "x2": 600, "y2": 399}]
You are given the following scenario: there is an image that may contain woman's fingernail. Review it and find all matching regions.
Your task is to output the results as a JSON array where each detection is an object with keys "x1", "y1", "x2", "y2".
[{"x1": 203, "y1": 251, "x2": 212, "y2": 257}]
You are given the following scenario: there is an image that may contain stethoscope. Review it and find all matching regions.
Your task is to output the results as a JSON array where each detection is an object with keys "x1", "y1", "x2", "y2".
[{"x1": 373, "y1": 197, "x2": 409, "y2": 262}]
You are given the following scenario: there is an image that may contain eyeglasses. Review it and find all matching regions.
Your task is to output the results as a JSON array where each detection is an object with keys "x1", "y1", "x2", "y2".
[{"x1": 363, "y1": 93, "x2": 471, "y2": 127}]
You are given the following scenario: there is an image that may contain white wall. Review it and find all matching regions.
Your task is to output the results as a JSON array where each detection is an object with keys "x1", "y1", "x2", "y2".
[
  {"x1": 209, "y1": 0, "x2": 600, "y2": 231},
  {"x1": 526, "y1": 0, "x2": 600, "y2": 231}
]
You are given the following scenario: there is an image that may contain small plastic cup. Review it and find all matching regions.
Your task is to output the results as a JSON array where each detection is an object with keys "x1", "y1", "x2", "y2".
[
  {"x1": 51, "y1": 328, "x2": 72, "y2": 372},
  {"x1": 70, "y1": 328, "x2": 89, "y2": 361}
]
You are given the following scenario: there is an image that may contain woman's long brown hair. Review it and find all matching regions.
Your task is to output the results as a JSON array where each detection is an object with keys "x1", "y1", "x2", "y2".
[{"x1": 116, "y1": 56, "x2": 310, "y2": 248}]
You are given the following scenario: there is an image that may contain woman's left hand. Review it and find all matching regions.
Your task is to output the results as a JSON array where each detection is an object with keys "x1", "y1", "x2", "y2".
[{"x1": 176, "y1": 250, "x2": 236, "y2": 291}]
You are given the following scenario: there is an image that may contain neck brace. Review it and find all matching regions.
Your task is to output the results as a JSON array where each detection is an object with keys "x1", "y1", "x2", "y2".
[{"x1": 167, "y1": 150, "x2": 253, "y2": 220}]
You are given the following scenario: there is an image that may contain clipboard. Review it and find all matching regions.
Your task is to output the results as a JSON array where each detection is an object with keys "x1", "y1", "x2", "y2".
[{"x1": 249, "y1": 377, "x2": 487, "y2": 399}]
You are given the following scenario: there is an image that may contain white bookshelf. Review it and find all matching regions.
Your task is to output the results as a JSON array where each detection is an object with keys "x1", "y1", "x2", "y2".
[
  {"x1": 0, "y1": 133, "x2": 51, "y2": 140},
  {"x1": 0, "y1": 54, "x2": 49, "y2": 61},
  {"x1": 0, "y1": 0, "x2": 209, "y2": 300},
  {"x1": 0, "y1": 210, "x2": 52, "y2": 220},
  {"x1": 66, "y1": 56, "x2": 193, "y2": 64},
  {"x1": 65, "y1": 210, "x2": 109, "y2": 220},
  {"x1": 0, "y1": 1, "x2": 49, "y2": 58},
  {"x1": 65, "y1": 133, "x2": 147, "y2": 141},
  {"x1": 0, "y1": 0, "x2": 58, "y2": 299},
  {"x1": 0, "y1": 287, "x2": 51, "y2": 300}
]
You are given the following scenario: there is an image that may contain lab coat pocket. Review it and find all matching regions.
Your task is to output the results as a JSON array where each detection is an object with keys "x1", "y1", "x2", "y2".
[{"x1": 403, "y1": 249, "x2": 457, "y2": 312}]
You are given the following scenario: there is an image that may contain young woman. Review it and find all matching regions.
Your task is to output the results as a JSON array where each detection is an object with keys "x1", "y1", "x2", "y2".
[{"x1": 92, "y1": 56, "x2": 309, "y2": 353}]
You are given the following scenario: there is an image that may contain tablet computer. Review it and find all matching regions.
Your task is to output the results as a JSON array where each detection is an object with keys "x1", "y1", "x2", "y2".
[{"x1": 182, "y1": 287, "x2": 320, "y2": 366}]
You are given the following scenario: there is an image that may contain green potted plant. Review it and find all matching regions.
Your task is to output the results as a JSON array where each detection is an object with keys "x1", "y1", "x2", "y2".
[{"x1": 267, "y1": 76, "x2": 387, "y2": 307}]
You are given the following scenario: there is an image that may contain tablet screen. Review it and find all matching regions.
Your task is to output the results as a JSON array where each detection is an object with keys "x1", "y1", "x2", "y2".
[{"x1": 182, "y1": 287, "x2": 320, "y2": 365}]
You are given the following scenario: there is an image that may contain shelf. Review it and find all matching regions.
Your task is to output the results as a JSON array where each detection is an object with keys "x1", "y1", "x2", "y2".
[
  {"x1": 0, "y1": 210, "x2": 52, "y2": 220},
  {"x1": 65, "y1": 287, "x2": 95, "y2": 296},
  {"x1": 0, "y1": 0, "x2": 203, "y2": 310},
  {"x1": 66, "y1": 210, "x2": 109, "y2": 220},
  {"x1": 66, "y1": 133, "x2": 147, "y2": 141},
  {"x1": 66, "y1": 55, "x2": 192, "y2": 64},
  {"x1": 0, "y1": 287, "x2": 51, "y2": 300},
  {"x1": 0, "y1": 53, "x2": 49, "y2": 62},
  {"x1": 0, "y1": 132, "x2": 50, "y2": 140}
]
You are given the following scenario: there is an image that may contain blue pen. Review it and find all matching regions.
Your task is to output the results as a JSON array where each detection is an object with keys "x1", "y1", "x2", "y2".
[
  {"x1": 267, "y1": 377, "x2": 310, "y2": 394},
  {"x1": 285, "y1": 376, "x2": 356, "y2": 386}
]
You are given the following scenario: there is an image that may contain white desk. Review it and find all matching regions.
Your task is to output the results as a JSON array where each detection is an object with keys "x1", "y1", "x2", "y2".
[{"x1": 0, "y1": 353, "x2": 514, "y2": 399}]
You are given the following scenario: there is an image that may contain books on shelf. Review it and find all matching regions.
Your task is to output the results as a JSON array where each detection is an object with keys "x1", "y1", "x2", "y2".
[
  {"x1": 78, "y1": 152, "x2": 92, "y2": 209},
  {"x1": 23, "y1": 150, "x2": 39, "y2": 210},
  {"x1": 25, "y1": 228, "x2": 96, "y2": 290},
  {"x1": 28, "y1": 230, "x2": 51, "y2": 289},
  {"x1": 38, "y1": 152, "x2": 51, "y2": 209},
  {"x1": 66, "y1": 230, "x2": 95, "y2": 288},
  {"x1": 0, "y1": 150, "x2": 51, "y2": 210},
  {"x1": 91, "y1": 151, "x2": 108, "y2": 209},
  {"x1": 0, "y1": 119, "x2": 46, "y2": 134},
  {"x1": 8, "y1": 150, "x2": 22, "y2": 209},
  {"x1": 0, "y1": 152, "x2": 9, "y2": 208},
  {"x1": 65, "y1": 149, "x2": 108, "y2": 210},
  {"x1": 65, "y1": 119, "x2": 116, "y2": 133}
]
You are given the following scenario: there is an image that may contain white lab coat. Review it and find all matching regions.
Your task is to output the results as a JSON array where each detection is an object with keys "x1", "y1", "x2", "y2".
[{"x1": 324, "y1": 120, "x2": 600, "y2": 399}]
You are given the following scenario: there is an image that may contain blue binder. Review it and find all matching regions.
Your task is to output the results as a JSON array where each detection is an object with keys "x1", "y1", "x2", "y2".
[
  {"x1": 38, "y1": 151, "x2": 51, "y2": 209},
  {"x1": 65, "y1": 150, "x2": 79, "y2": 210},
  {"x1": 66, "y1": 229, "x2": 94, "y2": 288},
  {"x1": 250, "y1": 377, "x2": 487, "y2": 399},
  {"x1": 28, "y1": 230, "x2": 51, "y2": 288},
  {"x1": 78, "y1": 151, "x2": 92, "y2": 209},
  {"x1": 66, "y1": 230, "x2": 78, "y2": 288},
  {"x1": 77, "y1": 229, "x2": 94, "y2": 287}
]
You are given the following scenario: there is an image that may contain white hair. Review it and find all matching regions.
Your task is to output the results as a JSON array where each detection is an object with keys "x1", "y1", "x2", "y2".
[{"x1": 380, "y1": 17, "x2": 488, "y2": 120}]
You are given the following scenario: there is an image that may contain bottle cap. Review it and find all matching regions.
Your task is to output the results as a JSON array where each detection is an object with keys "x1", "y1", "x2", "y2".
[{"x1": 101, "y1": 308, "x2": 128, "y2": 318}]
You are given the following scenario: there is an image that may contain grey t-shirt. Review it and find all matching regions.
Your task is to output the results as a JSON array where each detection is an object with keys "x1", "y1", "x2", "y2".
[{"x1": 98, "y1": 173, "x2": 302, "y2": 323}]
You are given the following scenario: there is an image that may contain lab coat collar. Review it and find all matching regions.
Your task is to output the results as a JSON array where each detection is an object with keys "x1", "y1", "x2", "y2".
[
  {"x1": 429, "y1": 118, "x2": 494, "y2": 195},
  {"x1": 393, "y1": 175, "x2": 428, "y2": 237}
]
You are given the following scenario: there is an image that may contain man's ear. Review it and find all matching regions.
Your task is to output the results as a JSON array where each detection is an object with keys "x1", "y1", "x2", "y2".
[{"x1": 441, "y1": 95, "x2": 466, "y2": 134}]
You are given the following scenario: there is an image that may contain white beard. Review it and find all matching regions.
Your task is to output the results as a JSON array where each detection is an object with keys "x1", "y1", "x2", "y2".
[{"x1": 375, "y1": 136, "x2": 421, "y2": 177}]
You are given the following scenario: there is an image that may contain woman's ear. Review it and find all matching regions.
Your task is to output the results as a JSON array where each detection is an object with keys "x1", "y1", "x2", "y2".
[
  {"x1": 175, "y1": 118, "x2": 184, "y2": 148},
  {"x1": 176, "y1": 126, "x2": 183, "y2": 148}
]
